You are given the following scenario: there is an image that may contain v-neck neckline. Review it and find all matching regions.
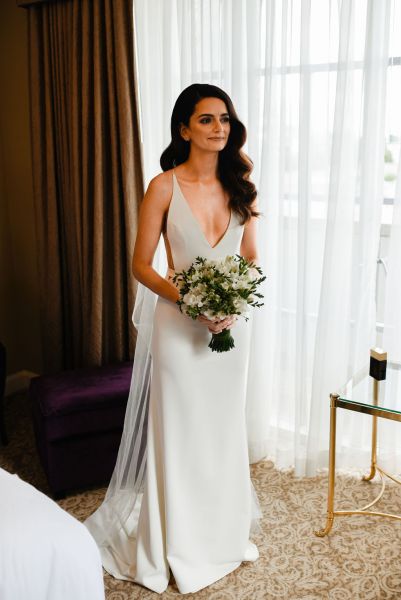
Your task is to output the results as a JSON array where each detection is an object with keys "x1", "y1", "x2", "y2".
[{"x1": 173, "y1": 171, "x2": 232, "y2": 250}]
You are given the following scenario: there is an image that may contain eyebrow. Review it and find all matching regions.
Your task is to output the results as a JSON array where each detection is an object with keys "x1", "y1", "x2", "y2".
[{"x1": 197, "y1": 112, "x2": 229, "y2": 118}]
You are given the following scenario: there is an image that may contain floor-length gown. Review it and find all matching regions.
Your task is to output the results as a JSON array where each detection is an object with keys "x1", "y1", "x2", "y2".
[{"x1": 87, "y1": 170, "x2": 261, "y2": 595}]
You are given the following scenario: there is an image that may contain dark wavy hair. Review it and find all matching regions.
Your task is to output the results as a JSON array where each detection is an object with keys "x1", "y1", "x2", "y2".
[{"x1": 160, "y1": 83, "x2": 259, "y2": 224}]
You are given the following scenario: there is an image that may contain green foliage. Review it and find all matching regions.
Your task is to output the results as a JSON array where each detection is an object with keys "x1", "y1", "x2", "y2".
[{"x1": 208, "y1": 329, "x2": 235, "y2": 353}]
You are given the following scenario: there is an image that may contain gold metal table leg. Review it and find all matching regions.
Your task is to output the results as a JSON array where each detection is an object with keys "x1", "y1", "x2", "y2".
[
  {"x1": 315, "y1": 355, "x2": 401, "y2": 534},
  {"x1": 315, "y1": 393, "x2": 338, "y2": 537},
  {"x1": 362, "y1": 379, "x2": 378, "y2": 482}
]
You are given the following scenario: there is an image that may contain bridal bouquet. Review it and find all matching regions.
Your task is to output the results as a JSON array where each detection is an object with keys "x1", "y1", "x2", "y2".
[{"x1": 171, "y1": 255, "x2": 266, "y2": 353}]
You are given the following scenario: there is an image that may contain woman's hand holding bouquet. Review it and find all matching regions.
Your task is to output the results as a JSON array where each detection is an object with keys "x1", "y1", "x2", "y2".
[{"x1": 172, "y1": 255, "x2": 266, "y2": 353}]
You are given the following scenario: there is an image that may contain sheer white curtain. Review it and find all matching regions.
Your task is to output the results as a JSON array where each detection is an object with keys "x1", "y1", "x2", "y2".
[
  {"x1": 379, "y1": 0, "x2": 401, "y2": 471},
  {"x1": 133, "y1": 0, "x2": 400, "y2": 476}
]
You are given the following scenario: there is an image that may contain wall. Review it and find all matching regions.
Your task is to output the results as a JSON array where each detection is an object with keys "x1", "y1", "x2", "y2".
[{"x1": 0, "y1": 0, "x2": 43, "y2": 376}]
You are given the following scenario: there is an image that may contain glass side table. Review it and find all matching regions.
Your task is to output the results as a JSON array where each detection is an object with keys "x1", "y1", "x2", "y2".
[{"x1": 315, "y1": 349, "x2": 401, "y2": 537}]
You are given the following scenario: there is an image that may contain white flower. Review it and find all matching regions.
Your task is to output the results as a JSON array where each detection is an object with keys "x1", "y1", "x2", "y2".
[
  {"x1": 233, "y1": 298, "x2": 248, "y2": 313},
  {"x1": 196, "y1": 283, "x2": 208, "y2": 295},
  {"x1": 248, "y1": 267, "x2": 260, "y2": 281},
  {"x1": 183, "y1": 292, "x2": 200, "y2": 307}
]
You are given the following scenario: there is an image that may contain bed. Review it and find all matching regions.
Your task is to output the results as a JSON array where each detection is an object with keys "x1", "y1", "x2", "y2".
[{"x1": 0, "y1": 467, "x2": 105, "y2": 600}]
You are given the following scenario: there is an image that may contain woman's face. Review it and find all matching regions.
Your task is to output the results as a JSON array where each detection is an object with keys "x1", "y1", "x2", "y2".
[{"x1": 180, "y1": 97, "x2": 231, "y2": 152}]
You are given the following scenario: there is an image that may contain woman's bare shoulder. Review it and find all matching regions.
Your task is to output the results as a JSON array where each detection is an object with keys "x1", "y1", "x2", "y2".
[
  {"x1": 140, "y1": 170, "x2": 174, "y2": 215},
  {"x1": 146, "y1": 169, "x2": 174, "y2": 198}
]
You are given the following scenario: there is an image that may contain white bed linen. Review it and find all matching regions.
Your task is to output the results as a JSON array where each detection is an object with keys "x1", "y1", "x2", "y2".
[{"x1": 0, "y1": 467, "x2": 105, "y2": 600}]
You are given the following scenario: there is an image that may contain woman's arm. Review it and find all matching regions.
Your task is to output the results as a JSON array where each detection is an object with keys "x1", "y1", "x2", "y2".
[
  {"x1": 240, "y1": 198, "x2": 260, "y2": 264},
  {"x1": 132, "y1": 173, "x2": 180, "y2": 304}
]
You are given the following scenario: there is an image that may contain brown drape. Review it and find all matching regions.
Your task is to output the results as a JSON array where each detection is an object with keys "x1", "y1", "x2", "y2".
[{"x1": 27, "y1": 0, "x2": 144, "y2": 372}]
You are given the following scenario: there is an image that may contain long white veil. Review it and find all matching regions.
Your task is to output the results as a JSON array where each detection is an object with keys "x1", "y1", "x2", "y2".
[
  {"x1": 84, "y1": 277, "x2": 158, "y2": 547},
  {"x1": 84, "y1": 243, "x2": 263, "y2": 551}
]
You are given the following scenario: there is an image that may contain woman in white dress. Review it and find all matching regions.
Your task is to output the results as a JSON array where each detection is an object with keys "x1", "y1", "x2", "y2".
[{"x1": 85, "y1": 83, "x2": 263, "y2": 595}]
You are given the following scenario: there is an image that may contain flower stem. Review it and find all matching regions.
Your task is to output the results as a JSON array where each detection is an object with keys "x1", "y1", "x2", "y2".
[{"x1": 208, "y1": 329, "x2": 235, "y2": 353}]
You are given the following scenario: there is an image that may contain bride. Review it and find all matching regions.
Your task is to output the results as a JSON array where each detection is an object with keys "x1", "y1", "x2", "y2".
[{"x1": 85, "y1": 83, "x2": 263, "y2": 595}]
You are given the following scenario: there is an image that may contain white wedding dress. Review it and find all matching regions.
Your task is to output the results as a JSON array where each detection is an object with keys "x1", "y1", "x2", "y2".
[{"x1": 85, "y1": 170, "x2": 262, "y2": 595}]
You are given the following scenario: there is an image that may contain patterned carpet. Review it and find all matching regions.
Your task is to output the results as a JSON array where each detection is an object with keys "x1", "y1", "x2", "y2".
[{"x1": 1, "y1": 392, "x2": 401, "y2": 599}]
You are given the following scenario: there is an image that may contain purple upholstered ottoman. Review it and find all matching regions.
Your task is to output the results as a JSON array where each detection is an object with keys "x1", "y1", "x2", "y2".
[{"x1": 29, "y1": 361, "x2": 132, "y2": 496}]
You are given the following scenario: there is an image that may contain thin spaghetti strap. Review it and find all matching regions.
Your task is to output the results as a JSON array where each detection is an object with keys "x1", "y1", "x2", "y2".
[
  {"x1": 162, "y1": 169, "x2": 176, "y2": 272},
  {"x1": 171, "y1": 167, "x2": 177, "y2": 200},
  {"x1": 170, "y1": 167, "x2": 181, "y2": 210},
  {"x1": 171, "y1": 167, "x2": 183, "y2": 210}
]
